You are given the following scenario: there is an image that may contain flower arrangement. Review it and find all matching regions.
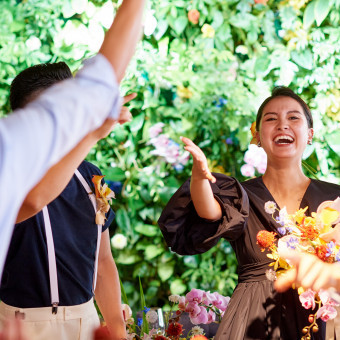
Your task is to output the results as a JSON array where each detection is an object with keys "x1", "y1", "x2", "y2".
[
  {"x1": 257, "y1": 198, "x2": 340, "y2": 339},
  {"x1": 121, "y1": 285, "x2": 230, "y2": 340}
]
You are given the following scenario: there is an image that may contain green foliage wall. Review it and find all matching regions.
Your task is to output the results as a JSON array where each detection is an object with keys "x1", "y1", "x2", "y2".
[{"x1": 1, "y1": 0, "x2": 339, "y2": 309}]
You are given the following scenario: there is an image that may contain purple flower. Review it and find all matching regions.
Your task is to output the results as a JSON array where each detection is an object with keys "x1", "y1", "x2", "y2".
[
  {"x1": 216, "y1": 98, "x2": 228, "y2": 108},
  {"x1": 137, "y1": 318, "x2": 143, "y2": 327},
  {"x1": 326, "y1": 241, "x2": 335, "y2": 257},
  {"x1": 277, "y1": 227, "x2": 286, "y2": 235},
  {"x1": 335, "y1": 250, "x2": 340, "y2": 262},
  {"x1": 225, "y1": 137, "x2": 233, "y2": 145},
  {"x1": 143, "y1": 306, "x2": 151, "y2": 313}
]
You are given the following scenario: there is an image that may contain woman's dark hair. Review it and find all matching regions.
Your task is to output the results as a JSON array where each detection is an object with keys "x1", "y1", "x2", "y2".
[
  {"x1": 10, "y1": 62, "x2": 73, "y2": 110},
  {"x1": 255, "y1": 86, "x2": 313, "y2": 130}
]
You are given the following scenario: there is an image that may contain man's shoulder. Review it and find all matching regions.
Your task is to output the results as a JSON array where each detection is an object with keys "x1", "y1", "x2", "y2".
[{"x1": 78, "y1": 160, "x2": 102, "y2": 178}]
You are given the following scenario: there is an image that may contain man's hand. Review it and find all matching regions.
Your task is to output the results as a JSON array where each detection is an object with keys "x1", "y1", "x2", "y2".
[{"x1": 91, "y1": 93, "x2": 137, "y2": 141}]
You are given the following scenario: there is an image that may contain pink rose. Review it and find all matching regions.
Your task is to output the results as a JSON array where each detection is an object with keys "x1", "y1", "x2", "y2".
[
  {"x1": 190, "y1": 306, "x2": 209, "y2": 324},
  {"x1": 299, "y1": 289, "x2": 316, "y2": 310},
  {"x1": 317, "y1": 305, "x2": 337, "y2": 322}
]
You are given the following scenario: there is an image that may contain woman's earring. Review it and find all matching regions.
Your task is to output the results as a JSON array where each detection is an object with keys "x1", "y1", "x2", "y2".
[
  {"x1": 308, "y1": 140, "x2": 313, "y2": 145},
  {"x1": 257, "y1": 141, "x2": 261, "y2": 147}
]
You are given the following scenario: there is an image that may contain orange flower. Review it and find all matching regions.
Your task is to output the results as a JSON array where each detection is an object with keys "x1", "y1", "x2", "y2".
[
  {"x1": 188, "y1": 9, "x2": 200, "y2": 24},
  {"x1": 254, "y1": 0, "x2": 268, "y2": 4},
  {"x1": 191, "y1": 336, "x2": 208, "y2": 340},
  {"x1": 257, "y1": 230, "x2": 276, "y2": 250},
  {"x1": 92, "y1": 175, "x2": 115, "y2": 225},
  {"x1": 315, "y1": 245, "x2": 329, "y2": 262},
  {"x1": 250, "y1": 122, "x2": 257, "y2": 145},
  {"x1": 299, "y1": 222, "x2": 319, "y2": 241}
]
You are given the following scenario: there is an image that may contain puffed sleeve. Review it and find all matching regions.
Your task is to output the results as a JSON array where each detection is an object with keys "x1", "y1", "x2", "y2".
[{"x1": 158, "y1": 173, "x2": 249, "y2": 255}]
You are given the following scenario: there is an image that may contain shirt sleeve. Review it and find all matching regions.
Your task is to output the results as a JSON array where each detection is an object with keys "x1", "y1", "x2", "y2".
[
  {"x1": 0, "y1": 54, "x2": 120, "y2": 276},
  {"x1": 158, "y1": 173, "x2": 249, "y2": 255}
]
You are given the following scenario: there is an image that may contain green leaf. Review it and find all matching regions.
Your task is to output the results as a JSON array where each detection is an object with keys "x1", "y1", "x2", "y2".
[
  {"x1": 291, "y1": 49, "x2": 313, "y2": 70},
  {"x1": 325, "y1": 130, "x2": 340, "y2": 154},
  {"x1": 139, "y1": 277, "x2": 149, "y2": 334},
  {"x1": 135, "y1": 224, "x2": 159, "y2": 237},
  {"x1": 173, "y1": 16, "x2": 188, "y2": 35},
  {"x1": 314, "y1": 0, "x2": 332, "y2": 26},
  {"x1": 303, "y1": 0, "x2": 316, "y2": 29},
  {"x1": 158, "y1": 262, "x2": 175, "y2": 281},
  {"x1": 104, "y1": 167, "x2": 126, "y2": 181},
  {"x1": 116, "y1": 251, "x2": 142, "y2": 265},
  {"x1": 129, "y1": 113, "x2": 145, "y2": 133},
  {"x1": 145, "y1": 245, "x2": 164, "y2": 260},
  {"x1": 115, "y1": 209, "x2": 131, "y2": 231},
  {"x1": 120, "y1": 278, "x2": 129, "y2": 305},
  {"x1": 170, "y1": 279, "x2": 187, "y2": 295}
]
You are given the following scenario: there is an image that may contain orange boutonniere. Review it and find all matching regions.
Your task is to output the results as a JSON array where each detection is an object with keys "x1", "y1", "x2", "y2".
[{"x1": 92, "y1": 175, "x2": 115, "y2": 225}]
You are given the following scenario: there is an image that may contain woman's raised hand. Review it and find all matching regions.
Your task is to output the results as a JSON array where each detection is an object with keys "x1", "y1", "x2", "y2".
[{"x1": 181, "y1": 137, "x2": 216, "y2": 183}]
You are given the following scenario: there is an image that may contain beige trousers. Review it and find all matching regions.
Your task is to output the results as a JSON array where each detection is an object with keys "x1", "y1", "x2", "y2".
[{"x1": 0, "y1": 298, "x2": 100, "y2": 340}]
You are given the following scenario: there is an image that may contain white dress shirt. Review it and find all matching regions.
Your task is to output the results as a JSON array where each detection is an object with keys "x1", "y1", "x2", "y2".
[{"x1": 0, "y1": 54, "x2": 120, "y2": 276}]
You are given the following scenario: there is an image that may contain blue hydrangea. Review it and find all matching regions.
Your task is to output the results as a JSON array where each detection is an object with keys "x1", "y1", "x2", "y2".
[
  {"x1": 225, "y1": 137, "x2": 233, "y2": 145},
  {"x1": 137, "y1": 318, "x2": 143, "y2": 327},
  {"x1": 335, "y1": 250, "x2": 340, "y2": 262},
  {"x1": 286, "y1": 236, "x2": 299, "y2": 249},
  {"x1": 143, "y1": 306, "x2": 151, "y2": 313}
]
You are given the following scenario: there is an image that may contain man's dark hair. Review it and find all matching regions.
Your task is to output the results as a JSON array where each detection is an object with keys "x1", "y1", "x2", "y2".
[
  {"x1": 10, "y1": 62, "x2": 73, "y2": 110},
  {"x1": 255, "y1": 86, "x2": 313, "y2": 130}
]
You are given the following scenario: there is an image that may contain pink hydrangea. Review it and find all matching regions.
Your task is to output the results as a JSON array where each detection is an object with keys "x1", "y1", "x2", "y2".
[
  {"x1": 299, "y1": 289, "x2": 316, "y2": 310},
  {"x1": 149, "y1": 123, "x2": 165, "y2": 138},
  {"x1": 316, "y1": 305, "x2": 337, "y2": 322},
  {"x1": 190, "y1": 306, "x2": 209, "y2": 324}
]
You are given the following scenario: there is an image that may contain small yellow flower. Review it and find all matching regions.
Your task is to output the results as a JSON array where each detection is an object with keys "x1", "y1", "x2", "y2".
[
  {"x1": 291, "y1": 206, "x2": 308, "y2": 224},
  {"x1": 177, "y1": 85, "x2": 193, "y2": 99},
  {"x1": 201, "y1": 24, "x2": 215, "y2": 38}
]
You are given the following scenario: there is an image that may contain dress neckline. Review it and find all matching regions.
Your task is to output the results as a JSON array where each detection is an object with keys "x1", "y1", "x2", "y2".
[{"x1": 258, "y1": 176, "x2": 313, "y2": 212}]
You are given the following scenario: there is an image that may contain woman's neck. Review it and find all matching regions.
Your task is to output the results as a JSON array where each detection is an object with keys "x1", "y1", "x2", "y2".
[{"x1": 262, "y1": 162, "x2": 311, "y2": 213}]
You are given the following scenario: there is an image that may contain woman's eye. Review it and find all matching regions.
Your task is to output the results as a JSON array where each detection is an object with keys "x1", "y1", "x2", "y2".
[
  {"x1": 289, "y1": 116, "x2": 299, "y2": 120},
  {"x1": 265, "y1": 117, "x2": 276, "y2": 121}
]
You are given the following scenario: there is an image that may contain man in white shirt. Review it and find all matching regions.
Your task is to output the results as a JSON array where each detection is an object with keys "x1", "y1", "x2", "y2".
[{"x1": 0, "y1": 0, "x2": 146, "y2": 277}]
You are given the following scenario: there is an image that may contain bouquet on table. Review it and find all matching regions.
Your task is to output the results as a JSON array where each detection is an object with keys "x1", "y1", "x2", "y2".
[
  {"x1": 121, "y1": 287, "x2": 230, "y2": 340},
  {"x1": 257, "y1": 197, "x2": 340, "y2": 339}
]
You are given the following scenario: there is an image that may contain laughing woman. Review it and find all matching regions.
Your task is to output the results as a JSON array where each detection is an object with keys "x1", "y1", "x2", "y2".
[{"x1": 158, "y1": 87, "x2": 340, "y2": 340}]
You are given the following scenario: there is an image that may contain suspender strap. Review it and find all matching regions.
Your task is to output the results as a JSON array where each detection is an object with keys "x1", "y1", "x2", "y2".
[
  {"x1": 42, "y1": 206, "x2": 59, "y2": 314},
  {"x1": 74, "y1": 169, "x2": 102, "y2": 293}
]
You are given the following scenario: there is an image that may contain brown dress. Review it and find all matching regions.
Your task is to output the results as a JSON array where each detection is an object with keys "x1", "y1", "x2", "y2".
[{"x1": 158, "y1": 174, "x2": 340, "y2": 339}]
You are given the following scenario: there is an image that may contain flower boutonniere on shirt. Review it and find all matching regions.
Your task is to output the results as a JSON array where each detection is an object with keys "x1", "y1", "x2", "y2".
[{"x1": 92, "y1": 175, "x2": 115, "y2": 225}]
